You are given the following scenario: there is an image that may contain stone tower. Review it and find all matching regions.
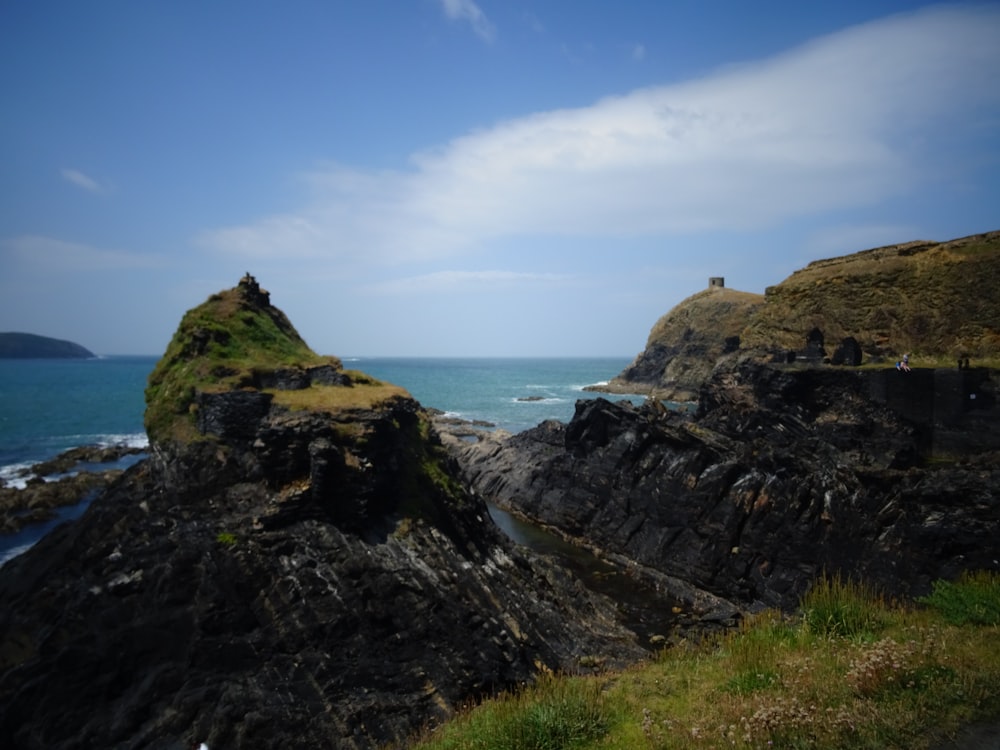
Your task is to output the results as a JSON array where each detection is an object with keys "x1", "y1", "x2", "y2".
[{"x1": 709, "y1": 277, "x2": 725, "y2": 288}]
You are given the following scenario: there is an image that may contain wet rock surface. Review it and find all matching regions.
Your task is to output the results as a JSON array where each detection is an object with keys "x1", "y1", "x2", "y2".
[{"x1": 0, "y1": 444, "x2": 145, "y2": 533}]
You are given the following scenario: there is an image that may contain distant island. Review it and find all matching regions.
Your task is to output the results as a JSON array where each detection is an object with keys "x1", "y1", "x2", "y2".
[{"x1": 0, "y1": 332, "x2": 95, "y2": 359}]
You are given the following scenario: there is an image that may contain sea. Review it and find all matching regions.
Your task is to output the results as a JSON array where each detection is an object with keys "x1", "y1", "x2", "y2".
[{"x1": 0, "y1": 355, "x2": 642, "y2": 564}]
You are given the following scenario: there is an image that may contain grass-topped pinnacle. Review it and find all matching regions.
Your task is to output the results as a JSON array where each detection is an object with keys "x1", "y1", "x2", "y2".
[{"x1": 144, "y1": 274, "x2": 404, "y2": 444}]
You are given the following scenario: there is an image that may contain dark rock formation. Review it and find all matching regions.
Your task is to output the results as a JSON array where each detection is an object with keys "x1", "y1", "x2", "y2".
[
  {"x1": 0, "y1": 444, "x2": 146, "y2": 533},
  {"x1": 451, "y1": 362, "x2": 1000, "y2": 612},
  {"x1": 0, "y1": 282, "x2": 645, "y2": 750},
  {"x1": 0, "y1": 332, "x2": 95, "y2": 359},
  {"x1": 831, "y1": 336, "x2": 863, "y2": 366}
]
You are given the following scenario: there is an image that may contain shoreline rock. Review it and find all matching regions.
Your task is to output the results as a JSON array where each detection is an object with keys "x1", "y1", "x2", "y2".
[{"x1": 0, "y1": 444, "x2": 146, "y2": 534}]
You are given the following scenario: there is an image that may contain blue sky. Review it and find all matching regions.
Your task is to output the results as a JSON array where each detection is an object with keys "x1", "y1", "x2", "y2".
[{"x1": 2, "y1": 1, "x2": 998, "y2": 357}]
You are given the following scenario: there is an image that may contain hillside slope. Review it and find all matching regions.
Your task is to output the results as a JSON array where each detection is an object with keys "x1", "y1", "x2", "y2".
[
  {"x1": 742, "y1": 230, "x2": 1000, "y2": 362},
  {"x1": 601, "y1": 230, "x2": 999, "y2": 398}
]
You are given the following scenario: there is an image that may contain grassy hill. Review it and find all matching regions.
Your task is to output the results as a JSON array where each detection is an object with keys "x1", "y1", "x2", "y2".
[
  {"x1": 604, "y1": 231, "x2": 1000, "y2": 398},
  {"x1": 742, "y1": 230, "x2": 1000, "y2": 364},
  {"x1": 0, "y1": 332, "x2": 94, "y2": 359},
  {"x1": 144, "y1": 275, "x2": 406, "y2": 444}
]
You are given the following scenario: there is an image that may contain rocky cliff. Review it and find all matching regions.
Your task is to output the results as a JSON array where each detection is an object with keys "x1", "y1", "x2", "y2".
[
  {"x1": 451, "y1": 361, "x2": 1000, "y2": 611},
  {"x1": 595, "y1": 286, "x2": 764, "y2": 401},
  {"x1": 0, "y1": 277, "x2": 644, "y2": 750}
]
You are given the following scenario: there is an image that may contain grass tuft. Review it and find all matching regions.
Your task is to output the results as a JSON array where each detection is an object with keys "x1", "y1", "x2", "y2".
[
  {"x1": 410, "y1": 673, "x2": 619, "y2": 750},
  {"x1": 918, "y1": 570, "x2": 1000, "y2": 626},
  {"x1": 800, "y1": 573, "x2": 886, "y2": 638}
]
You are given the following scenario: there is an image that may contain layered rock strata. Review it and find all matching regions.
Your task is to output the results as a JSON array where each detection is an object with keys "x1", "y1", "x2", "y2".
[{"x1": 451, "y1": 362, "x2": 1000, "y2": 611}]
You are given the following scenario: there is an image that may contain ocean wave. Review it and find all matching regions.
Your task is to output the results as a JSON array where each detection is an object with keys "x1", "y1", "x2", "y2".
[
  {"x1": 58, "y1": 432, "x2": 149, "y2": 449},
  {"x1": 0, "y1": 432, "x2": 148, "y2": 488},
  {"x1": 97, "y1": 432, "x2": 149, "y2": 449},
  {"x1": 0, "y1": 541, "x2": 35, "y2": 567},
  {"x1": 0, "y1": 462, "x2": 35, "y2": 490}
]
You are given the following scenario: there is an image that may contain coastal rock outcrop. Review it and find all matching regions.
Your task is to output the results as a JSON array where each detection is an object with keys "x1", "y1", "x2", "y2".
[
  {"x1": 451, "y1": 361, "x2": 1000, "y2": 611},
  {"x1": 0, "y1": 277, "x2": 644, "y2": 750}
]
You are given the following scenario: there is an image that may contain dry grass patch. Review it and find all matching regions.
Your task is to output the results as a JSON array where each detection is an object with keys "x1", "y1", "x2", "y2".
[
  {"x1": 402, "y1": 573, "x2": 1000, "y2": 750},
  {"x1": 269, "y1": 380, "x2": 410, "y2": 414}
]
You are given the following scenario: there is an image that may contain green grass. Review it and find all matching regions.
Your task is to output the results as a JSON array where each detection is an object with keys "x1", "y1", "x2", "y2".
[
  {"x1": 800, "y1": 573, "x2": 886, "y2": 638},
  {"x1": 144, "y1": 283, "x2": 350, "y2": 443},
  {"x1": 404, "y1": 673, "x2": 622, "y2": 750},
  {"x1": 400, "y1": 572, "x2": 1000, "y2": 750},
  {"x1": 918, "y1": 570, "x2": 1000, "y2": 626}
]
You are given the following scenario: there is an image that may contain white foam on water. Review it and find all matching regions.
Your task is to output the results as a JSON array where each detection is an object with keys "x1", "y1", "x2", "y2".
[
  {"x1": 0, "y1": 541, "x2": 35, "y2": 567},
  {"x1": 0, "y1": 462, "x2": 34, "y2": 490},
  {"x1": 96, "y1": 432, "x2": 149, "y2": 449}
]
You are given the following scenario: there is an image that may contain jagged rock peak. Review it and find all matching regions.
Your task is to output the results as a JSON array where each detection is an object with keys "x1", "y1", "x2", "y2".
[{"x1": 237, "y1": 271, "x2": 270, "y2": 307}]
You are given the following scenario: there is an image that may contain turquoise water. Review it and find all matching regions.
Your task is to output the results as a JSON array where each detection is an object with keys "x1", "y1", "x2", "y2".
[
  {"x1": 0, "y1": 356, "x2": 155, "y2": 485},
  {"x1": 353, "y1": 356, "x2": 639, "y2": 434},
  {"x1": 0, "y1": 356, "x2": 640, "y2": 485}
]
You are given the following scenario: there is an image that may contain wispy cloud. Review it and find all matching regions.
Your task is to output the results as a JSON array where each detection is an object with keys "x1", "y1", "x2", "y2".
[
  {"x1": 369, "y1": 269, "x2": 571, "y2": 295},
  {"x1": 2, "y1": 235, "x2": 164, "y2": 271},
  {"x1": 200, "y1": 5, "x2": 1000, "y2": 266},
  {"x1": 438, "y1": 0, "x2": 496, "y2": 43},
  {"x1": 60, "y1": 168, "x2": 102, "y2": 193},
  {"x1": 631, "y1": 43, "x2": 646, "y2": 61},
  {"x1": 522, "y1": 11, "x2": 544, "y2": 35}
]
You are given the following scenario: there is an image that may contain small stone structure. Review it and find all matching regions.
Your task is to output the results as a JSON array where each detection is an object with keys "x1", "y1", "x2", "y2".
[
  {"x1": 238, "y1": 272, "x2": 271, "y2": 306},
  {"x1": 709, "y1": 277, "x2": 725, "y2": 288}
]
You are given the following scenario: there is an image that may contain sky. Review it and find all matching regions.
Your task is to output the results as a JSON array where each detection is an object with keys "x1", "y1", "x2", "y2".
[{"x1": 1, "y1": 1, "x2": 999, "y2": 357}]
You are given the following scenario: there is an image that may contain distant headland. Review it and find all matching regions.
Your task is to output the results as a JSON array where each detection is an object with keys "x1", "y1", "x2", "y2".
[{"x1": 0, "y1": 332, "x2": 95, "y2": 359}]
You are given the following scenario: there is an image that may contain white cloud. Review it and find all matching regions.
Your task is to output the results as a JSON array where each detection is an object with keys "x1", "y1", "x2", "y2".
[
  {"x1": 1, "y1": 235, "x2": 164, "y2": 271},
  {"x1": 631, "y1": 43, "x2": 646, "y2": 61},
  {"x1": 61, "y1": 168, "x2": 102, "y2": 193},
  {"x1": 200, "y1": 5, "x2": 1000, "y2": 266},
  {"x1": 438, "y1": 0, "x2": 496, "y2": 43}
]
